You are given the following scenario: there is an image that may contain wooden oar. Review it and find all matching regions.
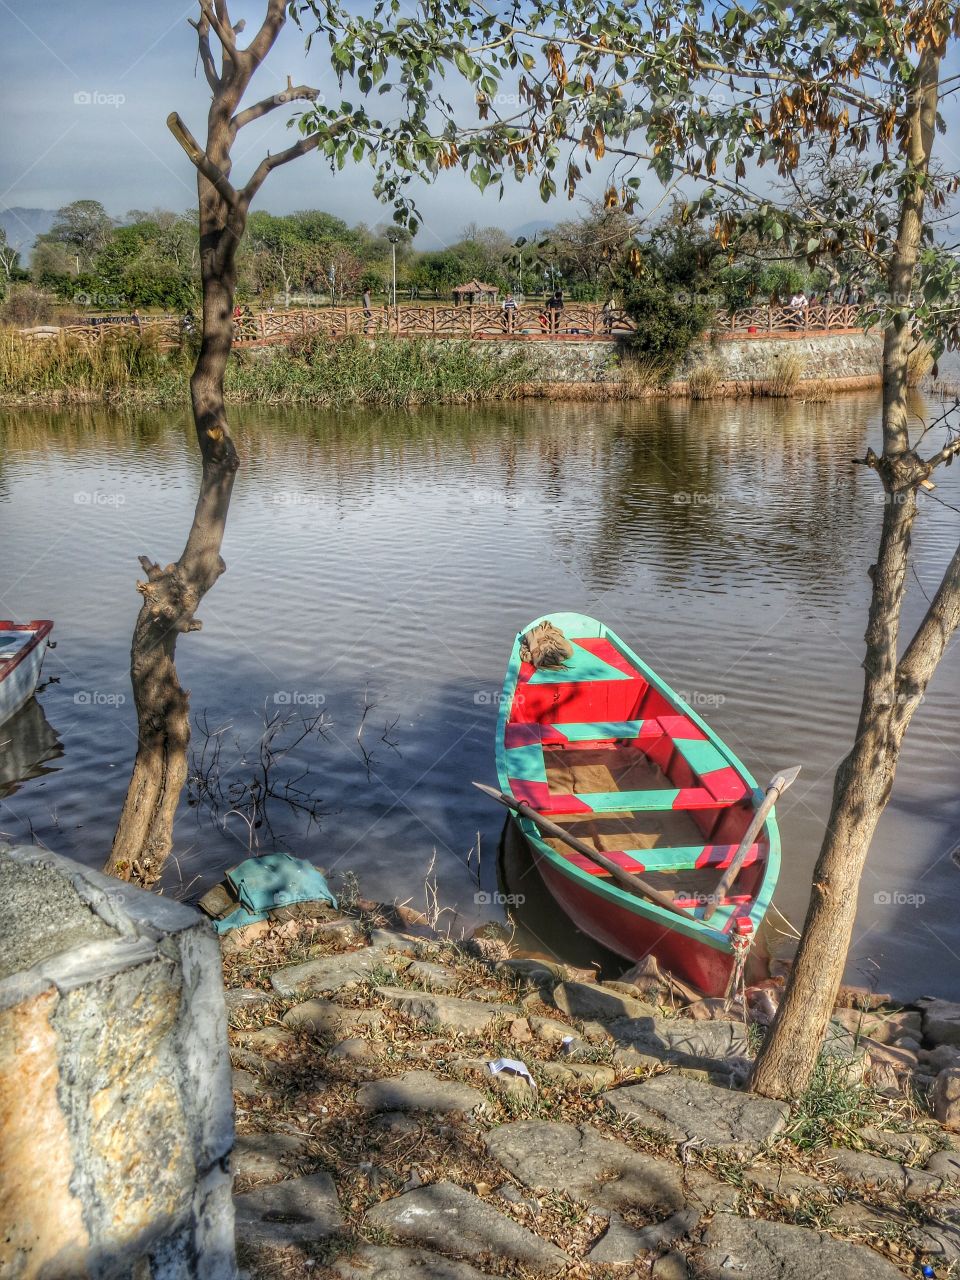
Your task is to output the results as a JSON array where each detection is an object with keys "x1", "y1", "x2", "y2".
[
  {"x1": 472, "y1": 781, "x2": 698, "y2": 922},
  {"x1": 702, "y1": 765, "x2": 801, "y2": 922}
]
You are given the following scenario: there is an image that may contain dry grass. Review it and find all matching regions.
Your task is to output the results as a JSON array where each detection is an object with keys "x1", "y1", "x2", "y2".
[
  {"x1": 763, "y1": 352, "x2": 806, "y2": 397},
  {"x1": 906, "y1": 341, "x2": 934, "y2": 387},
  {"x1": 0, "y1": 323, "x2": 179, "y2": 401},
  {"x1": 616, "y1": 352, "x2": 669, "y2": 396},
  {"x1": 687, "y1": 361, "x2": 725, "y2": 399},
  {"x1": 796, "y1": 378, "x2": 832, "y2": 402}
]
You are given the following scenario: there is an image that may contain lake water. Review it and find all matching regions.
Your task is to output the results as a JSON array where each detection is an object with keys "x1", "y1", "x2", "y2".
[{"x1": 1, "y1": 394, "x2": 958, "y2": 999}]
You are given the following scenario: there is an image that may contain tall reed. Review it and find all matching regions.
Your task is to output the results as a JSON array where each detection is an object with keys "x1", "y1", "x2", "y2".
[
  {"x1": 0, "y1": 329, "x2": 532, "y2": 408},
  {"x1": 0, "y1": 326, "x2": 184, "y2": 401},
  {"x1": 763, "y1": 352, "x2": 806, "y2": 397}
]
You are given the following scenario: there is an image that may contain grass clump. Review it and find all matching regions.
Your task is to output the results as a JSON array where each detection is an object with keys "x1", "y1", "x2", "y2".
[
  {"x1": 786, "y1": 1051, "x2": 883, "y2": 1150},
  {"x1": 905, "y1": 340, "x2": 934, "y2": 387},
  {"x1": 0, "y1": 325, "x2": 185, "y2": 401},
  {"x1": 763, "y1": 351, "x2": 806, "y2": 397},
  {"x1": 687, "y1": 361, "x2": 724, "y2": 399},
  {"x1": 0, "y1": 328, "x2": 532, "y2": 408}
]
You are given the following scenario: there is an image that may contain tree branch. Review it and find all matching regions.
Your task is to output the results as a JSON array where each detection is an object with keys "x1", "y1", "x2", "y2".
[
  {"x1": 895, "y1": 541, "x2": 960, "y2": 696},
  {"x1": 167, "y1": 112, "x2": 239, "y2": 207},
  {"x1": 200, "y1": 0, "x2": 237, "y2": 58},
  {"x1": 243, "y1": 0, "x2": 287, "y2": 68},
  {"x1": 925, "y1": 435, "x2": 960, "y2": 470},
  {"x1": 188, "y1": 12, "x2": 220, "y2": 90},
  {"x1": 233, "y1": 78, "x2": 322, "y2": 129},
  {"x1": 240, "y1": 134, "x2": 322, "y2": 204}
]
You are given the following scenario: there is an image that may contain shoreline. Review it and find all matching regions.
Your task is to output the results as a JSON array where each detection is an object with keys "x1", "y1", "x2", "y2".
[
  {"x1": 0, "y1": 374, "x2": 884, "y2": 411},
  {"x1": 218, "y1": 885, "x2": 960, "y2": 1279}
]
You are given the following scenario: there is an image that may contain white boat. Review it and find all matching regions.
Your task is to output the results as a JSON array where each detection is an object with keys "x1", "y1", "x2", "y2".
[{"x1": 0, "y1": 621, "x2": 54, "y2": 727}]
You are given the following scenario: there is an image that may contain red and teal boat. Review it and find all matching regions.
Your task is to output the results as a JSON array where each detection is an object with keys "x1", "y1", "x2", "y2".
[{"x1": 495, "y1": 612, "x2": 781, "y2": 996}]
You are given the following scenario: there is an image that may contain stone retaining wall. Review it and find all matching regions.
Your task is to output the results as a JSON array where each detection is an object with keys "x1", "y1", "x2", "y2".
[
  {"x1": 0, "y1": 844, "x2": 236, "y2": 1280},
  {"x1": 514, "y1": 331, "x2": 883, "y2": 390},
  {"x1": 682, "y1": 331, "x2": 884, "y2": 385}
]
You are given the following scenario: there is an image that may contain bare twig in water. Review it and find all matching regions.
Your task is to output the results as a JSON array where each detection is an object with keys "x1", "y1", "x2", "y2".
[
  {"x1": 422, "y1": 849, "x2": 459, "y2": 934},
  {"x1": 355, "y1": 686, "x2": 402, "y2": 779},
  {"x1": 188, "y1": 702, "x2": 331, "y2": 850}
]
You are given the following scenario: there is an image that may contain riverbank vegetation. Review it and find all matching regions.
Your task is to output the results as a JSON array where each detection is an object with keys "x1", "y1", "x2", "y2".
[
  {"x1": 0, "y1": 328, "x2": 532, "y2": 408},
  {"x1": 2, "y1": 194, "x2": 848, "y2": 321}
]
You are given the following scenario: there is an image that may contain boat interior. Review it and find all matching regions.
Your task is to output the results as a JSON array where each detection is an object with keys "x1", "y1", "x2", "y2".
[
  {"x1": 0, "y1": 631, "x2": 35, "y2": 662},
  {"x1": 503, "y1": 633, "x2": 768, "y2": 913}
]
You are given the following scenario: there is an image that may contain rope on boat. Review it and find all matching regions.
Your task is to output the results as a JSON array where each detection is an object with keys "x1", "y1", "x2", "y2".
[{"x1": 724, "y1": 926, "x2": 753, "y2": 1019}]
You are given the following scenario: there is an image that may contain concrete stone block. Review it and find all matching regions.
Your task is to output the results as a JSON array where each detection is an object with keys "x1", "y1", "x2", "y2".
[{"x1": 0, "y1": 843, "x2": 236, "y2": 1279}]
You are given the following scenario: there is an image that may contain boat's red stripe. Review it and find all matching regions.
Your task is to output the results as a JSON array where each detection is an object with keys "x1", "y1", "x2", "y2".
[
  {"x1": 657, "y1": 714, "x2": 706, "y2": 741},
  {"x1": 700, "y1": 766, "x2": 750, "y2": 803},
  {"x1": 503, "y1": 722, "x2": 567, "y2": 747},
  {"x1": 572, "y1": 636, "x2": 640, "y2": 679},
  {"x1": 671, "y1": 787, "x2": 717, "y2": 808},
  {"x1": 565, "y1": 854, "x2": 645, "y2": 873},
  {"x1": 694, "y1": 842, "x2": 762, "y2": 869},
  {"x1": 508, "y1": 779, "x2": 592, "y2": 813},
  {"x1": 0, "y1": 621, "x2": 53, "y2": 681}
]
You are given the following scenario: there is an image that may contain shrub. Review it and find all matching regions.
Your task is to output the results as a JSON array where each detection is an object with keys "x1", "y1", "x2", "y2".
[
  {"x1": 687, "y1": 362, "x2": 724, "y2": 399},
  {"x1": 763, "y1": 352, "x2": 806, "y2": 397},
  {"x1": 1, "y1": 285, "x2": 55, "y2": 327}
]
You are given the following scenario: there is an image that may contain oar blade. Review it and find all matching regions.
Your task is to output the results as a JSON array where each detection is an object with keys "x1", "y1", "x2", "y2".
[
  {"x1": 773, "y1": 764, "x2": 802, "y2": 792},
  {"x1": 472, "y1": 780, "x2": 514, "y2": 808}
]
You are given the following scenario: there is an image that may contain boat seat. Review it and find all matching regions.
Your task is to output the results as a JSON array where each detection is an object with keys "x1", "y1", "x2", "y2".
[
  {"x1": 507, "y1": 777, "x2": 729, "y2": 813},
  {"x1": 503, "y1": 712, "x2": 752, "y2": 812},
  {"x1": 559, "y1": 843, "x2": 763, "y2": 876}
]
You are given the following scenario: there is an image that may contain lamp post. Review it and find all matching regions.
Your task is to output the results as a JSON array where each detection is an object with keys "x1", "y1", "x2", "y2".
[
  {"x1": 514, "y1": 235, "x2": 527, "y2": 297},
  {"x1": 386, "y1": 228, "x2": 403, "y2": 309}
]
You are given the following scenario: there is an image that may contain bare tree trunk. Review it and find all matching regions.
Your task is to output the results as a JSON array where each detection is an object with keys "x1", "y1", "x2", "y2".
[
  {"x1": 106, "y1": 196, "x2": 241, "y2": 885},
  {"x1": 751, "y1": 45, "x2": 958, "y2": 1097},
  {"x1": 106, "y1": 1, "x2": 322, "y2": 883}
]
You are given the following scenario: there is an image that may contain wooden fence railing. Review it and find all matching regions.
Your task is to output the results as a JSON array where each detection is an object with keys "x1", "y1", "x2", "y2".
[
  {"x1": 36, "y1": 302, "x2": 869, "y2": 345},
  {"x1": 714, "y1": 303, "x2": 865, "y2": 334}
]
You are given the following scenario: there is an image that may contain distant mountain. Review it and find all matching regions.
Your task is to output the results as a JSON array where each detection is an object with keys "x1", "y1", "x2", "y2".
[
  {"x1": 0, "y1": 208, "x2": 56, "y2": 254},
  {"x1": 511, "y1": 219, "x2": 554, "y2": 243}
]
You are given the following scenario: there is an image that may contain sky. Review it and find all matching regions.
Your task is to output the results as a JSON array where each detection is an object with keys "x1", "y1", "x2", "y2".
[
  {"x1": 0, "y1": 0, "x2": 598, "y2": 251},
  {"x1": 3, "y1": 1, "x2": 960, "y2": 256}
]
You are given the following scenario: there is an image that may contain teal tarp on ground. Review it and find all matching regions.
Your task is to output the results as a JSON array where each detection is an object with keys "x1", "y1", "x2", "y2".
[
  {"x1": 226, "y1": 852, "x2": 338, "y2": 916},
  {"x1": 212, "y1": 905, "x2": 268, "y2": 934}
]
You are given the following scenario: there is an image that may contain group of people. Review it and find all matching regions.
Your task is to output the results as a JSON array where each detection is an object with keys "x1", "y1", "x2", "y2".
[
  {"x1": 499, "y1": 290, "x2": 567, "y2": 333},
  {"x1": 766, "y1": 285, "x2": 869, "y2": 329}
]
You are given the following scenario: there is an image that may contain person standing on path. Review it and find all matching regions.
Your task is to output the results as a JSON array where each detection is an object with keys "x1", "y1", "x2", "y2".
[
  {"x1": 546, "y1": 289, "x2": 564, "y2": 334},
  {"x1": 362, "y1": 288, "x2": 373, "y2": 333}
]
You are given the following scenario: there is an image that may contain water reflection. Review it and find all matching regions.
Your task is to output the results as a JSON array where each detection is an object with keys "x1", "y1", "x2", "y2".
[{"x1": 0, "y1": 698, "x2": 63, "y2": 800}]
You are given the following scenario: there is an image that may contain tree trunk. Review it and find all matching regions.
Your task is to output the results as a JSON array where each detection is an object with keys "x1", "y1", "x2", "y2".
[
  {"x1": 750, "y1": 46, "x2": 945, "y2": 1097},
  {"x1": 107, "y1": 173, "x2": 242, "y2": 884}
]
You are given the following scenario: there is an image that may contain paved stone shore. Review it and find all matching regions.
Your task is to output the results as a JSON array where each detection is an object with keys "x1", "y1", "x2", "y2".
[{"x1": 220, "y1": 905, "x2": 960, "y2": 1280}]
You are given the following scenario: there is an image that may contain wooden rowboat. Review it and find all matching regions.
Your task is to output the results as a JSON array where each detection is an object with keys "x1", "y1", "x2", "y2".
[
  {"x1": 494, "y1": 612, "x2": 781, "y2": 996},
  {"x1": 0, "y1": 621, "x2": 54, "y2": 728}
]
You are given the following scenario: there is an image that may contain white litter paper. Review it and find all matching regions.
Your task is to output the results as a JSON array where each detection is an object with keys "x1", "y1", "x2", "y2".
[{"x1": 487, "y1": 1057, "x2": 537, "y2": 1093}]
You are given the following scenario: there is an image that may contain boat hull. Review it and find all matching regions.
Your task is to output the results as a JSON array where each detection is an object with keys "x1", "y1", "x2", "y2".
[
  {"x1": 530, "y1": 840, "x2": 736, "y2": 995},
  {"x1": 0, "y1": 622, "x2": 53, "y2": 728}
]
